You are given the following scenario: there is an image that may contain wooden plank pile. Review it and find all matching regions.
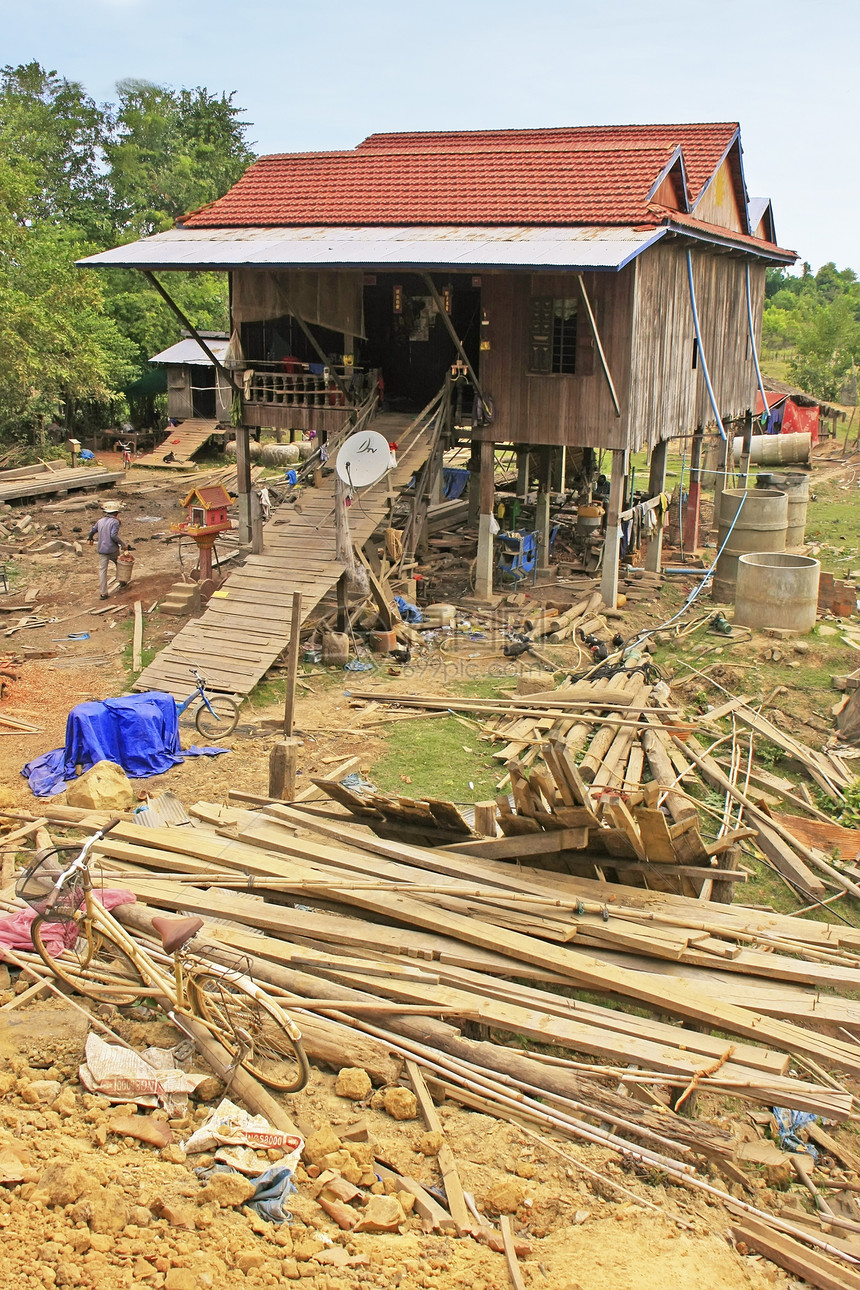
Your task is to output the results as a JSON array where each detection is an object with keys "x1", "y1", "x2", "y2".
[
  {"x1": 5, "y1": 794, "x2": 860, "y2": 1282},
  {"x1": 346, "y1": 679, "x2": 858, "y2": 904}
]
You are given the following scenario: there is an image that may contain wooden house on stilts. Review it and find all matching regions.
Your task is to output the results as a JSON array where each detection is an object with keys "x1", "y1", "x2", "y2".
[{"x1": 80, "y1": 122, "x2": 796, "y2": 607}]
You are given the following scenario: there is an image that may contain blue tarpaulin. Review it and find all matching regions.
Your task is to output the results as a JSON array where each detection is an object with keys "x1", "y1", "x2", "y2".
[
  {"x1": 443, "y1": 467, "x2": 470, "y2": 500},
  {"x1": 22, "y1": 692, "x2": 227, "y2": 798}
]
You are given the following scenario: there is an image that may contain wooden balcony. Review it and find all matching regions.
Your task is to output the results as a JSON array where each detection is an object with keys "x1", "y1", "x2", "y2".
[{"x1": 241, "y1": 366, "x2": 378, "y2": 432}]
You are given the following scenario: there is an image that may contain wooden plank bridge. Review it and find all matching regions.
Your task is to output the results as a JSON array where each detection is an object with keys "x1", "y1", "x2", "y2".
[
  {"x1": 135, "y1": 419, "x2": 223, "y2": 468},
  {"x1": 135, "y1": 409, "x2": 438, "y2": 699}
]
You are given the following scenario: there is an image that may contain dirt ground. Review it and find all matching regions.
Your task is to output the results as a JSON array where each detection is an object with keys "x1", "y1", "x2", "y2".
[
  {"x1": 0, "y1": 447, "x2": 858, "y2": 1286},
  {"x1": 0, "y1": 1002, "x2": 787, "y2": 1290}
]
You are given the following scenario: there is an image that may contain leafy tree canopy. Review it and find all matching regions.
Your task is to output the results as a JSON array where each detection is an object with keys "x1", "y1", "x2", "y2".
[
  {"x1": 0, "y1": 62, "x2": 254, "y2": 438},
  {"x1": 762, "y1": 263, "x2": 860, "y2": 402}
]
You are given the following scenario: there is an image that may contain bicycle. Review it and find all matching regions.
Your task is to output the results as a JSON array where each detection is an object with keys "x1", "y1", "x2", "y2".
[
  {"x1": 176, "y1": 667, "x2": 240, "y2": 739},
  {"x1": 18, "y1": 821, "x2": 309, "y2": 1093}
]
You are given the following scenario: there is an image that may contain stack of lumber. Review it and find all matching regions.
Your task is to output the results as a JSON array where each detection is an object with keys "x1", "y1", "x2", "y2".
[
  {"x1": 0, "y1": 461, "x2": 122, "y2": 503},
  {"x1": 7, "y1": 797, "x2": 860, "y2": 1282},
  {"x1": 347, "y1": 681, "x2": 858, "y2": 904},
  {"x1": 79, "y1": 804, "x2": 860, "y2": 1123}
]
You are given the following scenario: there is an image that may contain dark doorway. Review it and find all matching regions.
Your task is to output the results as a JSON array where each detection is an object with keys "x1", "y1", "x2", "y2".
[
  {"x1": 360, "y1": 273, "x2": 481, "y2": 411},
  {"x1": 192, "y1": 366, "x2": 216, "y2": 419}
]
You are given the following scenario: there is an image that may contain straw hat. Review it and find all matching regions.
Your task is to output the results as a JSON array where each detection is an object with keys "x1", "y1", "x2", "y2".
[{"x1": 102, "y1": 501, "x2": 121, "y2": 514}]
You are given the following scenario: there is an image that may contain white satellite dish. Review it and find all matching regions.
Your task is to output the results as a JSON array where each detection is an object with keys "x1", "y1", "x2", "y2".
[{"x1": 336, "y1": 429, "x2": 391, "y2": 488}]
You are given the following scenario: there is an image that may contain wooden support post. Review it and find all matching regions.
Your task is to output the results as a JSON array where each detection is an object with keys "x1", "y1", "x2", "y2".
[
  {"x1": 644, "y1": 439, "x2": 668, "y2": 573},
  {"x1": 283, "y1": 591, "x2": 303, "y2": 738},
  {"x1": 600, "y1": 448, "x2": 627, "y2": 608},
  {"x1": 250, "y1": 488, "x2": 264, "y2": 555},
  {"x1": 132, "y1": 600, "x2": 143, "y2": 673},
  {"x1": 712, "y1": 432, "x2": 729, "y2": 540},
  {"x1": 467, "y1": 445, "x2": 481, "y2": 526},
  {"x1": 682, "y1": 429, "x2": 703, "y2": 553},
  {"x1": 536, "y1": 448, "x2": 552, "y2": 573},
  {"x1": 336, "y1": 573, "x2": 348, "y2": 633},
  {"x1": 738, "y1": 409, "x2": 753, "y2": 489},
  {"x1": 429, "y1": 435, "x2": 445, "y2": 507},
  {"x1": 474, "y1": 439, "x2": 496, "y2": 601},
  {"x1": 235, "y1": 427, "x2": 252, "y2": 545},
  {"x1": 268, "y1": 737, "x2": 301, "y2": 802},
  {"x1": 473, "y1": 801, "x2": 499, "y2": 837}
]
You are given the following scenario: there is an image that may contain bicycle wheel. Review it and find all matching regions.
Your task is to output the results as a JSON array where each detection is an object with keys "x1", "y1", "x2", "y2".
[
  {"x1": 31, "y1": 913, "x2": 147, "y2": 1005},
  {"x1": 189, "y1": 971, "x2": 309, "y2": 1092},
  {"x1": 195, "y1": 695, "x2": 240, "y2": 739}
]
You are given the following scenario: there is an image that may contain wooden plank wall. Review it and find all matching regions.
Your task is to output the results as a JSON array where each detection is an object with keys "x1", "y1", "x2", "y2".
[
  {"x1": 478, "y1": 270, "x2": 633, "y2": 451},
  {"x1": 628, "y1": 243, "x2": 764, "y2": 451}
]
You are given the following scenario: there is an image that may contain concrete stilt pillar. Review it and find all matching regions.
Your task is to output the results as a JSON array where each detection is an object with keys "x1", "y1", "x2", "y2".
[
  {"x1": 474, "y1": 439, "x2": 496, "y2": 601},
  {"x1": 644, "y1": 439, "x2": 668, "y2": 573},
  {"x1": 235, "y1": 426, "x2": 252, "y2": 545},
  {"x1": 712, "y1": 432, "x2": 729, "y2": 540},
  {"x1": 516, "y1": 448, "x2": 530, "y2": 498},
  {"x1": 600, "y1": 448, "x2": 627, "y2": 608}
]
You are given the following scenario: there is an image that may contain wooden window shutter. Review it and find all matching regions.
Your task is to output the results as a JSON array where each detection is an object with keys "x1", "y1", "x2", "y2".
[{"x1": 528, "y1": 297, "x2": 553, "y2": 373}]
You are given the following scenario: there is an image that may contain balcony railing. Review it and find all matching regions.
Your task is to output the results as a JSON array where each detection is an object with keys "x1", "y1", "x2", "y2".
[{"x1": 243, "y1": 366, "x2": 378, "y2": 410}]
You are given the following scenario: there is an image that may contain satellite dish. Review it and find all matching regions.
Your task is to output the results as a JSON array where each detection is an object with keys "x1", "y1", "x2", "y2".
[{"x1": 336, "y1": 430, "x2": 391, "y2": 488}]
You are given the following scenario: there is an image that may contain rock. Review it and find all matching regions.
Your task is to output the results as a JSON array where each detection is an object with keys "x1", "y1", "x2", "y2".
[
  {"x1": 355, "y1": 1194, "x2": 404, "y2": 1233},
  {"x1": 160, "y1": 1143, "x2": 187, "y2": 1164},
  {"x1": 382, "y1": 1087, "x2": 418, "y2": 1121},
  {"x1": 302, "y1": 1124, "x2": 343, "y2": 1166},
  {"x1": 234, "y1": 1252, "x2": 265, "y2": 1273},
  {"x1": 191, "y1": 1076, "x2": 223, "y2": 1103},
  {"x1": 818, "y1": 624, "x2": 839, "y2": 637},
  {"x1": 335, "y1": 1068, "x2": 372, "y2": 1102},
  {"x1": 165, "y1": 1271, "x2": 198, "y2": 1290},
  {"x1": 128, "y1": 1205, "x2": 151, "y2": 1227},
  {"x1": 152, "y1": 1198, "x2": 196, "y2": 1229},
  {"x1": 54, "y1": 1262, "x2": 82, "y2": 1287},
  {"x1": 108, "y1": 1115, "x2": 173, "y2": 1149},
  {"x1": 73, "y1": 1186, "x2": 129, "y2": 1233},
  {"x1": 516, "y1": 672, "x2": 549, "y2": 696},
  {"x1": 281, "y1": 1259, "x2": 300, "y2": 1279},
  {"x1": 37, "y1": 1160, "x2": 104, "y2": 1206},
  {"x1": 317, "y1": 1196, "x2": 359, "y2": 1230},
  {"x1": 22, "y1": 1080, "x2": 62, "y2": 1106},
  {"x1": 794, "y1": 641, "x2": 811, "y2": 654},
  {"x1": 293, "y1": 1237, "x2": 326, "y2": 1262},
  {"x1": 52, "y1": 1089, "x2": 77, "y2": 1118},
  {"x1": 198, "y1": 1171, "x2": 256, "y2": 1208},
  {"x1": 419, "y1": 1131, "x2": 444, "y2": 1157},
  {"x1": 66, "y1": 760, "x2": 135, "y2": 812},
  {"x1": 484, "y1": 1179, "x2": 526, "y2": 1214}
]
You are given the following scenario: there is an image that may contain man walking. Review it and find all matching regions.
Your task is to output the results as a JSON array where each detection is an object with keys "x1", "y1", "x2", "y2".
[{"x1": 88, "y1": 501, "x2": 124, "y2": 600}]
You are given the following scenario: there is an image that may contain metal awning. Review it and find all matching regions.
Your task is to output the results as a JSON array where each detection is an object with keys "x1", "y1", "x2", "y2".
[
  {"x1": 77, "y1": 224, "x2": 668, "y2": 273},
  {"x1": 150, "y1": 337, "x2": 230, "y2": 366}
]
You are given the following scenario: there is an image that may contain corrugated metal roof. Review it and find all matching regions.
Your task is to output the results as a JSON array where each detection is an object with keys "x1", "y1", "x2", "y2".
[
  {"x1": 77, "y1": 224, "x2": 667, "y2": 273},
  {"x1": 150, "y1": 337, "x2": 230, "y2": 366}
]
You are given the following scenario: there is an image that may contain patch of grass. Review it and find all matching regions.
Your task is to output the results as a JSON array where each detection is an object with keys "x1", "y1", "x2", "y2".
[{"x1": 369, "y1": 714, "x2": 500, "y2": 803}]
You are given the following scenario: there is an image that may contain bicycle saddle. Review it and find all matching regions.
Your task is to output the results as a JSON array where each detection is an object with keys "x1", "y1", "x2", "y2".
[{"x1": 151, "y1": 915, "x2": 204, "y2": 955}]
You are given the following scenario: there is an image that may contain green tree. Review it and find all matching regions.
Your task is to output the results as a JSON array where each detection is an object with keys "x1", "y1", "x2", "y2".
[
  {"x1": 0, "y1": 61, "x2": 111, "y2": 241},
  {"x1": 106, "y1": 79, "x2": 253, "y2": 237},
  {"x1": 0, "y1": 152, "x2": 135, "y2": 437}
]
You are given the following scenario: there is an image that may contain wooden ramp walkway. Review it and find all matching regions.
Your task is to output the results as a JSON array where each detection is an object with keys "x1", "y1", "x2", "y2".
[
  {"x1": 0, "y1": 462, "x2": 123, "y2": 504},
  {"x1": 135, "y1": 419, "x2": 223, "y2": 468},
  {"x1": 135, "y1": 411, "x2": 433, "y2": 699}
]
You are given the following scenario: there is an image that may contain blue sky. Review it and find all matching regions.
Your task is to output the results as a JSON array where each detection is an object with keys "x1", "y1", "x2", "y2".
[{"x1": 3, "y1": 0, "x2": 856, "y2": 272}]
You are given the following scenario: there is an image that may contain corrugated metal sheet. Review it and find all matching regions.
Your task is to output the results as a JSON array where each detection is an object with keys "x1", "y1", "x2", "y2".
[
  {"x1": 150, "y1": 337, "x2": 230, "y2": 366},
  {"x1": 78, "y1": 224, "x2": 667, "y2": 273}
]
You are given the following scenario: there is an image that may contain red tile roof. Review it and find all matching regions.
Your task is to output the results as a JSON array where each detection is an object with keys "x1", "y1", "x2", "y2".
[
  {"x1": 357, "y1": 124, "x2": 740, "y2": 203},
  {"x1": 179, "y1": 122, "x2": 793, "y2": 258},
  {"x1": 182, "y1": 143, "x2": 696, "y2": 230}
]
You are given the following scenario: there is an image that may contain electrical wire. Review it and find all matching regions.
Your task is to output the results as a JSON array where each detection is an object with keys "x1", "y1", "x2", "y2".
[{"x1": 626, "y1": 490, "x2": 749, "y2": 651}]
